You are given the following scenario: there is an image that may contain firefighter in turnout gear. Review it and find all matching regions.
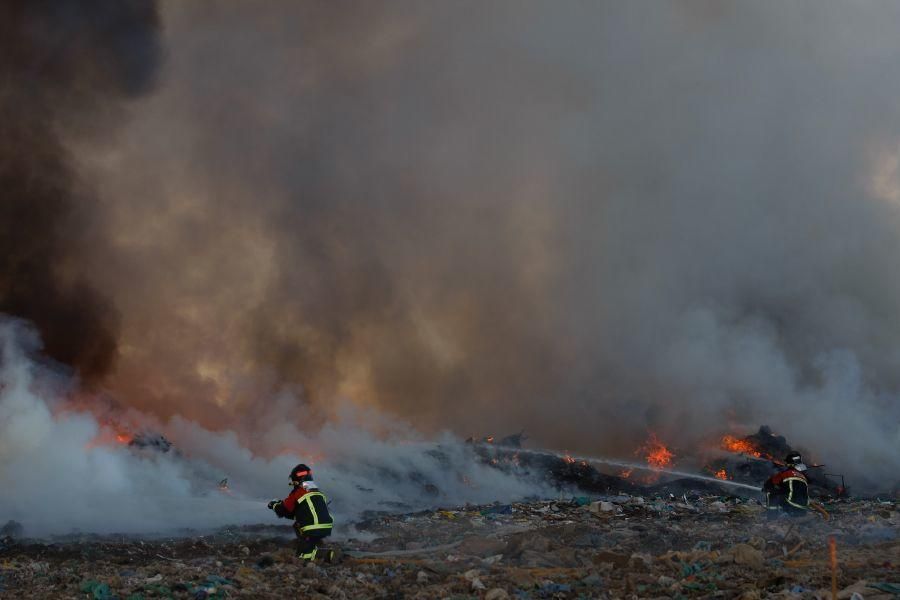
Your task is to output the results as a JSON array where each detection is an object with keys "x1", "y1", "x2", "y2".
[
  {"x1": 763, "y1": 452, "x2": 810, "y2": 517},
  {"x1": 268, "y1": 464, "x2": 335, "y2": 561}
]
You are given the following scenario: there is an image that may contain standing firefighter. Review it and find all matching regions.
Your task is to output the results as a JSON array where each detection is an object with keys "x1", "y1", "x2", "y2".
[
  {"x1": 763, "y1": 452, "x2": 810, "y2": 517},
  {"x1": 268, "y1": 464, "x2": 335, "y2": 561}
]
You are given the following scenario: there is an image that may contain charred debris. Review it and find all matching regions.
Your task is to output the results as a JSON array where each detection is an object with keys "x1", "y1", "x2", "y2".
[
  {"x1": 464, "y1": 426, "x2": 850, "y2": 500},
  {"x1": 115, "y1": 426, "x2": 853, "y2": 509}
]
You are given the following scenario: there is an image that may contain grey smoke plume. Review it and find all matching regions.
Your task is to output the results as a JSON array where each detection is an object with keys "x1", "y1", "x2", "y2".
[
  {"x1": 5, "y1": 0, "x2": 900, "y2": 497},
  {"x1": 0, "y1": 0, "x2": 161, "y2": 383}
]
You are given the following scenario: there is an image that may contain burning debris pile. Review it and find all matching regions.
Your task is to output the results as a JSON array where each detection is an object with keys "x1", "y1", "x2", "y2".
[
  {"x1": 467, "y1": 437, "x2": 635, "y2": 496},
  {"x1": 462, "y1": 426, "x2": 856, "y2": 505},
  {"x1": 708, "y1": 427, "x2": 849, "y2": 498},
  {"x1": 85, "y1": 422, "x2": 175, "y2": 455}
]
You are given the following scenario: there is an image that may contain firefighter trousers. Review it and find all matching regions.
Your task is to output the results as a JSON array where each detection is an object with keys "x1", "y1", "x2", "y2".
[{"x1": 294, "y1": 523, "x2": 333, "y2": 561}]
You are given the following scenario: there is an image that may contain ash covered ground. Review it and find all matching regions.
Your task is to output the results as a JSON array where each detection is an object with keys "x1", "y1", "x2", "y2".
[
  {"x1": 2, "y1": 483, "x2": 897, "y2": 599},
  {"x1": 2, "y1": 430, "x2": 899, "y2": 599}
]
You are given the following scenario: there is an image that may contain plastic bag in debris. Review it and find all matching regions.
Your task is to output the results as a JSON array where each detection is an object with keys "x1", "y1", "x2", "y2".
[
  {"x1": 204, "y1": 575, "x2": 232, "y2": 586},
  {"x1": 683, "y1": 580, "x2": 718, "y2": 593},
  {"x1": 538, "y1": 582, "x2": 572, "y2": 597},
  {"x1": 143, "y1": 583, "x2": 172, "y2": 596},
  {"x1": 194, "y1": 587, "x2": 227, "y2": 600},
  {"x1": 80, "y1": 579, "x2": 112, "y2": 600},
  {"x1": 589, "y1": 501, "x2": 615, "y2": 514},
  {"x1": 680, "y1": 561, "x2": 707, "y2": 577},
  {"x1": 868, "y1": 582, "x2": 900, "y2": 594},
  {"x1": 191, "y1": 574, "x2": 233, "y2": 599}
]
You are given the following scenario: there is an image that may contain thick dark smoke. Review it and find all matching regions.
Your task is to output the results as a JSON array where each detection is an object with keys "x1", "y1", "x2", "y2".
[
  {"x1": 0, "y1": 0, "x2": 161, "y2": 382},
  {"x1": 6, "y1": 2, "x2": 900, "y2": 488}
]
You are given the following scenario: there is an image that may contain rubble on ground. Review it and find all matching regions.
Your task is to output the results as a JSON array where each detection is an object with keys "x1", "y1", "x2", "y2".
[{"x1": 1, "y1": 492, "x2": 896, "y2": 599}]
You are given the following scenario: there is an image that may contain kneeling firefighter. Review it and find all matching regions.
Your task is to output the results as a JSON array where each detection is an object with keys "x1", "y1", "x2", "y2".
[
  {"x1": 763, "y1": 452, "x2": 810, "y2": 516},
  {"x1": 268, "y1": 464, "x2": 335, "y2": 561}
]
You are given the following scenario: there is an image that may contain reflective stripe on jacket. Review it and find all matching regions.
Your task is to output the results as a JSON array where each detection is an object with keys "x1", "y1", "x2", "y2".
[
  {"x1": 296, "y1": 491, "x2": 334, "y2": 533},
  {"x1": 764, "y1": 468, "x2": 809, "y2": 510}
]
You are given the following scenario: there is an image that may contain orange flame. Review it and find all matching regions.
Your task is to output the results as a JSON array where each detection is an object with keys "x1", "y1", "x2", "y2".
[
  {"x1": 714, "y1": 468, "x2": 729, "y2": 480},
  {"x1": 563, "y1": 452, "x2": 576, "y2": 464},
  {"x1": 720, "y1": 434, "x2": 765, "y2": 458},
  {"x1": 85, "y1": 421, "x2": 135, "y2": 450},
  {"x1": 217, "y1": 478, "x2": 233, "y2": 496},
  {"x1": 619, "y1": 468, "x2": 633, "y2": 479},
  {"x1": 639, "y1": 433, "x2": 674, "y2": 470}
]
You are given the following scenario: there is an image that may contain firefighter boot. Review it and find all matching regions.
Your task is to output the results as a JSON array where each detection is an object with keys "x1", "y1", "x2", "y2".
[{"x1": 295, "y1": 536, "x2": 321, "y2": 561}]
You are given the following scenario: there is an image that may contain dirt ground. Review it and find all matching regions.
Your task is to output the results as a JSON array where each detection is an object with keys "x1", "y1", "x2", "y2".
[{"x1": 1, "y1": 491, "x2": 897, "y2": 599}]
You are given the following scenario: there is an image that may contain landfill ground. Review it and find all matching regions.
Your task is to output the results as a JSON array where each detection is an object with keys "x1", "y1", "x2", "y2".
[{"x1": 1, "y1": 490, "x2": 898, "y2": 599}]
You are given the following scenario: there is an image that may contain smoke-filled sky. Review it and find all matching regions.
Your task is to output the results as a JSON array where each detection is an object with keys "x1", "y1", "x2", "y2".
[{"x1": 3, "y1": 1, "x2": 900, "y2": 489}]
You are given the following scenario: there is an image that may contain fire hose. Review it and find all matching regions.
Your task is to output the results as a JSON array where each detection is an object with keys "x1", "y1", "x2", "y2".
[
  {"x1": 520, "y1": 449, "x2": 764, "y2": 492},
  {"x1": 809, "y1": 501, "x2": 830, "y2": 520}
]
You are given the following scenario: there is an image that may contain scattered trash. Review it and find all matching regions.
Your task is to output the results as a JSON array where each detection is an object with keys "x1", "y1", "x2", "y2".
[
  {"x1": 481, "y1": 504, "x2": 514, "y2": 516},
  {"x1": 829, "y1": 536, "x2": 839, "y2": 600},
  {"x1": 539, "y1": 582, "x2": 572, "y2": 596},
  {"x1": 204, "y1": 574, "x2": 232, "y2": 586},
  {"x1": 256, "y1": 554, "x2": 275, "y2": 568},
  {"x1": 0, "y1": 494, "x2": 893, "y2": 597},
  {"x1": 589, "y1": 500, "x2": 615, "y2": 514},
  {"x1": 80, "y1": 579, "x2": 112, "y2": 600},
  {"x1": 731, "y1": 543, "x2": 765, "y2": 569},
  {"x1": 868, "y1": 582, "x2": 900, "y2": 594}
]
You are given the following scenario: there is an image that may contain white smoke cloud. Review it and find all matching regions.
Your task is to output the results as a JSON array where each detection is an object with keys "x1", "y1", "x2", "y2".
[
  {"x1": 0, "y1": 318, "x2": 544, "y2": 537},
  {"x1": 653, "y1": 307, "x2": 900, "y2": 489}
]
